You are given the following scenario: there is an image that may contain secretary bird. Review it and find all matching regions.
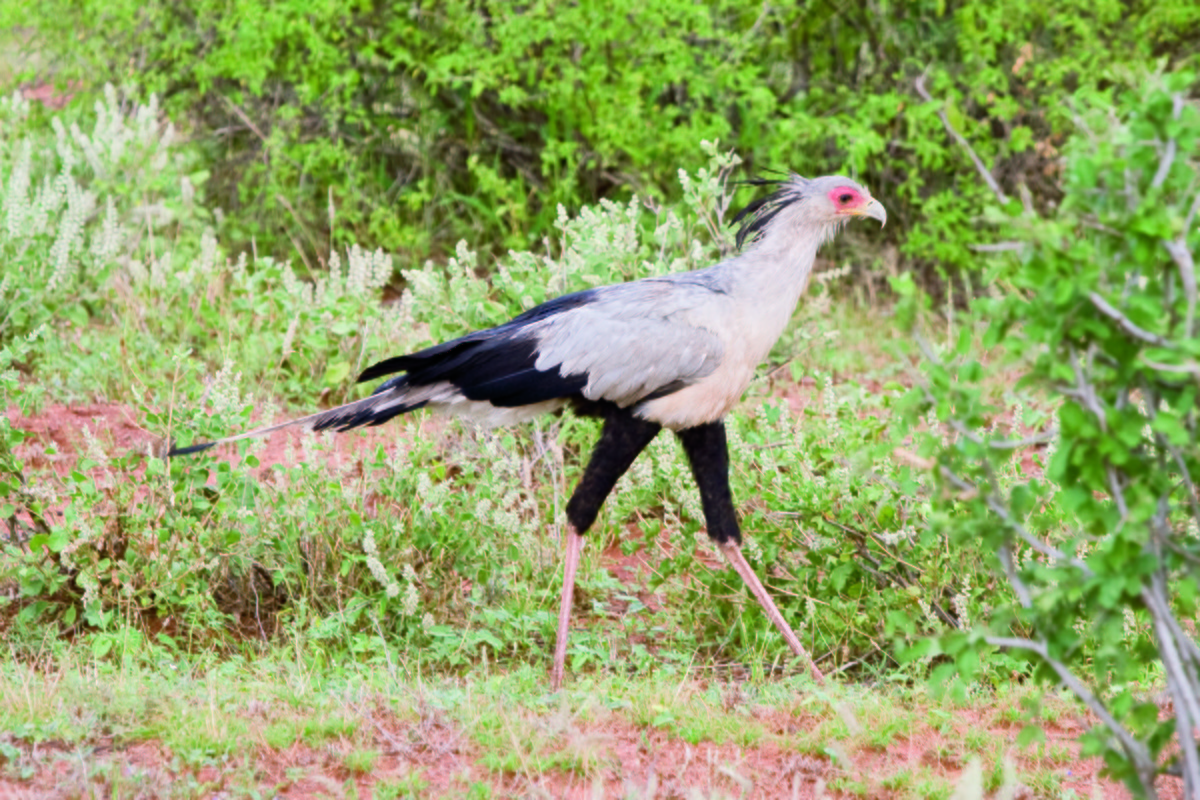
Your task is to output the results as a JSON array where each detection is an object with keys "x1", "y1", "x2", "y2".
[{"x1": 170, "y1": 174, "x2": 886, "y2": 689}]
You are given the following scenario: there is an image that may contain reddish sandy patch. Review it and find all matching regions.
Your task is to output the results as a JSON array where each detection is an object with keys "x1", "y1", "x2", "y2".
[
  {"x1": 4, "y1": 401, "x2": 427, "y2": 482},
  {"x1": 0, "y1": 700, "x2": 1172, "y2": 799},
  {"x1": 5, "y1": 402, "x2": 153, "y2": 478},
  {"x1": 19, "y1": 80, "x2": 83, "y2": 109}
]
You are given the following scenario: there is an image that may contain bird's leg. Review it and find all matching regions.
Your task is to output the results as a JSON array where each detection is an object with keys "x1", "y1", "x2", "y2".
[
  {"x1": 552, "y1": 526, "x2": 584, "y2": 692},
  {"x1": 717, "y1": 541, "x2": 825, "y2": 685},
  {"x1": 553, "y1": 408, "x2": 661, "y2": 691},
  {"x1": 676, "y1": 421, "x2": 826, "y2": 685}
]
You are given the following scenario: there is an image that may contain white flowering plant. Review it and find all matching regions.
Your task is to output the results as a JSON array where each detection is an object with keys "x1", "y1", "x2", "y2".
[{"x1": 0, "y1": 86, "x2": 211, "y2": 357}]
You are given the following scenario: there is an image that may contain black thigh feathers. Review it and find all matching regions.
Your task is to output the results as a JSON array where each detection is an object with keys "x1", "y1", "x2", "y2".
[
  {"x1": 566, "y1": 406, "x2": 661, "y2": 534},
  {"x1": 677, "y1": 421, "x2": 741, "y2": 545}
]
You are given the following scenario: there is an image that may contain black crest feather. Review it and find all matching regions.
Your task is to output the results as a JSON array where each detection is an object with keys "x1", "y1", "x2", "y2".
[{"x1": 731, "y1": 173, "x2": 809, "y2": 250}]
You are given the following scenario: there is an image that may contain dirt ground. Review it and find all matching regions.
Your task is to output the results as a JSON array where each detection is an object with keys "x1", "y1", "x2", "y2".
[{"x1": 0, "y1": 701, "x2": 1157, "y2": 799}]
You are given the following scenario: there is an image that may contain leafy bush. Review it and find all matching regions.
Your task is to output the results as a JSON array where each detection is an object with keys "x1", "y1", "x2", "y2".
[
  {"x1": 907, "y1": 71, "x2": 1200, "y2": 797},
  {"x1": 8, "y1": 1, "x2": 1196, "y2": 279}
]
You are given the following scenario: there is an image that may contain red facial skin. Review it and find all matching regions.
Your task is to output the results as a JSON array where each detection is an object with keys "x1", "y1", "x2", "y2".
[{"x1": 828, "y1": 186, "x2": 869, "y2": 214}]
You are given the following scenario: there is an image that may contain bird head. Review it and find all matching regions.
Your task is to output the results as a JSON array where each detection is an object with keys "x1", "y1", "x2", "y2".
[
  {"x1": 815, "y1": 176, "x2": 887, "y2": 227},
  {"x1": 733, "y1": 174, "x2": 886, "y2": 250}
]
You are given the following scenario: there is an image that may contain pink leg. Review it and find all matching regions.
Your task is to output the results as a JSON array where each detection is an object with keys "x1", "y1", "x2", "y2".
[
  {"x1": 719, "y1": 541, "x2": 826, "y2": 686},
  {"x1": 552, "y1": 526, "x2": 585, "y2": 691}
]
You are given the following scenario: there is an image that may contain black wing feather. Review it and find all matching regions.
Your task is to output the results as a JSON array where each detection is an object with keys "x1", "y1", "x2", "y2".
[{"x1": 356, "y1": 288, "x2": 597, "y2": 408}]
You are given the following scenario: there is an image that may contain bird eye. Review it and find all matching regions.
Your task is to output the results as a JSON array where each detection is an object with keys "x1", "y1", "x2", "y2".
[{"x1": 838, "y1": 193, "x2": 854, "y2": 204}]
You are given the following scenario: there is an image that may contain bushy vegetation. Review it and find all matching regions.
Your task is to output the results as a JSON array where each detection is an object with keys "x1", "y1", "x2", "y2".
[
  {"x1": 5, "y1": 0, "x2": 1197, "y2": 280},
  {"x1": 905, "y1": 72, "x2": 1200, "y2": 797}
]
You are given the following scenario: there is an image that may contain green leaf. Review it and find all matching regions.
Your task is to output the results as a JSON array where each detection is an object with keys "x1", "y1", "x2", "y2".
[
  {"x1": 92, "y1": 635, "x2": 114, "y2": 659},
  {"x1": 1016, "y1": 724, "x2": 1045, "y2": 747},
  {"x1": 323, "y1": 361, "x2": 352, "y2": 386},
  {"x1": 475, "y1": 630, "x2": 503, "y2": 650},
  {"x1": 1009, "y1": 126, "x2": 1034, "y2": 153},
  {"x1": 46, "y1": 527, "x2": 69, "y2": 554}
]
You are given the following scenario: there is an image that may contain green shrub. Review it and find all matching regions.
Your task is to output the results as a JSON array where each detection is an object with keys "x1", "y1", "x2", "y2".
[
  {"x1": 8, "y1": 1, "x2": 1195, "y2": 279},
  {"x1": 906, "y1": 71, "x2": 1200, "y2": 797}
]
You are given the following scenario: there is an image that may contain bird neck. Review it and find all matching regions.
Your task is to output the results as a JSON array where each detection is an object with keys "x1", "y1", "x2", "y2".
[
  {"x1": 734, "y1": 222, "x2": 830, "y2": 304},
  {"x1": 716, "y1": 222, "x2": 833, "y2": 371}
]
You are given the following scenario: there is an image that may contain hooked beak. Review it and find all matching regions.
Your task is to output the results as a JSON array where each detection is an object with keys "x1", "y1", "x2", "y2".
[
  {"x1": 841, "y1": 197, "x2": 887, "y2": 227},
  {"x1": 858, "y1": 198, "x2": 887, "y2": 228}
]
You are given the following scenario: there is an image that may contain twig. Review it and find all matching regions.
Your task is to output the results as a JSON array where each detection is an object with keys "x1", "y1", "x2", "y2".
[
  {"x1": 221, "y1": 96, "x2": 270, "y2": 145},
  {"x1": 1140, "y1": 356, "x2": 1200, "y2": 376},
  {"x1": 998, "y1": 544, "x2": 1032, "y2": 608},
  {"x1": 938, "y1": 407, "x2": 1058, "y2": 452},
  {"x1": 980, "y1": 430, "x2": 1058, "y2": 450},
  {"x1": 1106, "y1": 465, "x2": 1129, "y2": 523},
  {"x1": 937, "y1": 465, "x2": 1092, "y2": 574},
  {"x1": 1142, "y1": 569, "x2": 1200, "y2": 677},
  {"x1": 1081, "y1": 217, "x2": 1123, "y2": 237},
  {"x1": 275, "y1": 194, "x2": 326, "y2": 271},
  {"x1": 1151, "y1": 137, "x2": 1178, "y2": 191},
  {"x1": 1088, "y1": 292, "x2": 1174, "y2": 348},
  {"x1": 1061, "y1": 347, "x2": 1110, "y2": 435},
  {"x1": 1184, "y1": 191, "x2": 1200, "y2": 236},
  {"x1": 969, "y1": 241, "x2": 1024, "y2": 253},
  {"x1": 914, "y1": 74, "x2": 1010, "y2": 206},
  {"x1": 1149, "y1": 94, "x2": 1184, "y2": 190},
  {"x1": 1144, "y1": 575, "x2": 1200, "y2": 796},
  {"x1": 1163, "y1": 239, "x2": 1196, "y2": 339}
]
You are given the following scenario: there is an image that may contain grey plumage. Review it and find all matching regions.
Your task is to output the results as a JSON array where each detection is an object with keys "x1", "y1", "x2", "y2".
[{"x1": 171, "y1": 173, "x2": 885, "y2": 453}]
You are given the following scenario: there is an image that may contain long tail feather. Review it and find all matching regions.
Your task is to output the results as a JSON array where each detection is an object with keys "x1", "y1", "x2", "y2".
[{"x1": 167, "y1": 388, "x2": 422, "y2": 458}]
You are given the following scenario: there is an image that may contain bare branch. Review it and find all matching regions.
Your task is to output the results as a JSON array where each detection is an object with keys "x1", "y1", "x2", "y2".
[
  {"x1": 913, "y1": 331, "x2": 942, "y2": 365},
  {"x1": 983, "y1": 430, "x2": 1058, "y2": 450},
  {"x1": 1151, "y1": 138, "x2": 1178, "y2": 191},
  {"x1": 1163, "y1": 238, "x2": 1196, "y2": 339},
  {"x1": 1107, "y1": 465, "x2": 1129, "y2": 523},
  {"x1": 914, "y1": 74, "x2": 1010, "y2": 206},
  {"x1": 1089, "y1": 292, "x2": 1174, "y2": 348},
  {"x1": 1140, "y1": 356, "x2": 1200, "y2": 376},
  {"x1": 1185, "y1": 191, "x2": 1200, "y2": 235},
  {"x1": 1150, "y1": 94, "x2": 1184, "y2": 190},
  {"x1": 1142, "y1": 570, "x2": 1200, "y2": 675},
  {"x1": 937, "y1": 465, "x2": 1093, "y2": 574},
  {"x1": 970, "y1": 241, "x2": 1025, "y2": 253},
  {"x1": 998, "y1": 544, "x2": 1032, "y2": 608},
  {"x1": 1143, "y1": 575, "x2": 1200, "y2": 796},
  {"x1": 1065, "y1": 346, "x2": 1107, "y2": 430},
  {"x1": 1081, "y1": 217, "x2": 1123, "y2": 237}
]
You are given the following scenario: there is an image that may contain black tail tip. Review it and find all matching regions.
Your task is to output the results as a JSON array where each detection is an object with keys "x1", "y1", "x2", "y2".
[{"x1": 167, "y1": 441, "x2": 218, "y2": 457}]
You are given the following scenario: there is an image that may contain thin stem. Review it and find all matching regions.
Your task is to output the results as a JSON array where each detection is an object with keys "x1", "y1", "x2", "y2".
[
  {"x1": 1089, "y1": 291, "x2": 1174, "y2": 348},
  {"x1": 914, "y1": 74, "x2": 1010, "y2": 206}
]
